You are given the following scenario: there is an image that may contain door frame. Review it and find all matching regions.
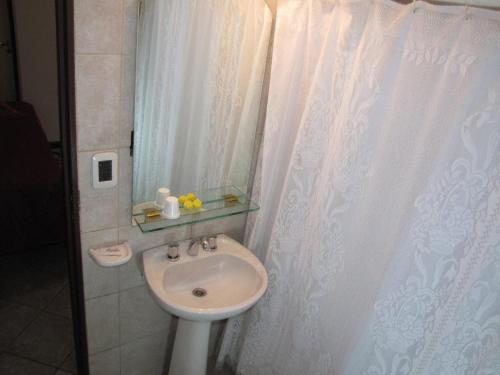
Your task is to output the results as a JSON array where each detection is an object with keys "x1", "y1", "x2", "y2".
[
  {"x1": 55, "y1": 0, "x2": 89, "y2": 373},
  {"x1": 5, "y1": 0, "x2": 20, "y2": 100}
]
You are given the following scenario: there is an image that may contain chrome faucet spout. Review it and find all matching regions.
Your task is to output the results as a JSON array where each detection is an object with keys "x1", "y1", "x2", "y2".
[
  {"x1": 187, "y1": 236, "x2": 215, "y2": 256},
  {"x1": 187, "y1": 239, "x2": 200, "y2": 256}
]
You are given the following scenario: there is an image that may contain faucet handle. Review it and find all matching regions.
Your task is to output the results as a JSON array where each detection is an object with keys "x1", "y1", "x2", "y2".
[
  {"x1": 167, "y1": 243, "x2": 179, "y2": 262},
  {"x1": 201, "y1": 237, "x2": 210, "y2": 252},
  {"x1": 208, "y1": 236, "x2": 217, "y2": 251}
]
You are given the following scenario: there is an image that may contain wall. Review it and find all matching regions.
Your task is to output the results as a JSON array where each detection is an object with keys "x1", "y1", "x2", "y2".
[
  {"x1": 74, "y1": 1, "x2": 247, "y2": 374},
  {"x1": 13, "y1": 0, "x2": 60, "y2": 142}
]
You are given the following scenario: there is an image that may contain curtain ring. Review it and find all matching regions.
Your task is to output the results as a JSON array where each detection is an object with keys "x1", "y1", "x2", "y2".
[{"x1": 412, "y1": 0, "x2": 418, "y2": 14}]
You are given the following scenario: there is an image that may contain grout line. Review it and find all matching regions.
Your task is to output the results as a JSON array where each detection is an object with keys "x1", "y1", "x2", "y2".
[
  {"x1": 85, "y1": 325, "x2": 170, "y2": 358},
  {"x1": 80, "y1": 226, "x2": 120, "y2": 236},
  {"x1": 0, "y1": 298, "x2": 42, "y2": 312},
  {"x1": 41, "y1": 281, "x2": 69, "y2": 313},
  {"x1": 2, "y1": 351, "x2": 59, "y2": 371},
  {"x1": 58, "y1": 351, "x2": 76, "y2": 374},
  {"x1": 75, "y1": 52, "x2": 123, "y2": 57},
  {"x1": 3, "y1": 301, "x2": 45, "y2": 346},
  {"x1": 118, "y1": 327, "x2": 170, "y2": 350},
  {"x1": 41, "y1": 308, "x2": 72, "y2": 321},
  {"x1": 84, "y1": 281, "x2": 148, "y2": 303},
  {"x1": 78, "y1": 146, "x2": 129, "y2": 152}
]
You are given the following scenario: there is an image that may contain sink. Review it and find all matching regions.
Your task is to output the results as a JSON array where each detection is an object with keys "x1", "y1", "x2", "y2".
[
  {"x1": 143, "y1": 234, "x2": 267, "y2": 321},
  {"x1": 142, "y1": 234, "x2": 267, "y2": 375}
]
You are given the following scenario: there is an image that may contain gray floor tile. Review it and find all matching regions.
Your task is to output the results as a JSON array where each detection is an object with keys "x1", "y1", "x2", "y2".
[
  {"x1": 45, "y1": 286, "x2": 72, "y2": 318},
  {"x1": 0, "y1": 300, "x2": 38, "y2": 351},
  {"x1": 8, "y1": 312, "x2": 74, "y2": 367},
  {"x1": 207, "y1": 356, "x2": 234, "y2": 375},
  {"x1": 27, "y1": 243, "x2": 69, "y2": 276},
  {"x1": 60, "y1": 351, "x2": 77, "y2": 373},
  {"x1": 0, "y1": 353, "x2": 56, "y2": 375},
  {"x1": 55, "y1": 370, "x2": 73, "y2": 375},
  {"x1": 0, "y1": 254, "x2": 67, "y2": 310}
]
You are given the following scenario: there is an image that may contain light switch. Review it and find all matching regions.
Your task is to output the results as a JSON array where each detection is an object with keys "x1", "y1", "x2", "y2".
[{"x1": 92, "y1": 152, "x2": 118, "y2": 188}]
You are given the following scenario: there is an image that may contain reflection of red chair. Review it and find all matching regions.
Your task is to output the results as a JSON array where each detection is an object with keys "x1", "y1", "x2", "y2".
[{"x1": 0, "y1": 101, "x2": 65, "y2": 253}]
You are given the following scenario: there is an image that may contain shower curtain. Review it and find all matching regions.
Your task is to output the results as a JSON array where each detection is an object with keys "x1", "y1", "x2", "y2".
[
  {"x1": 133, "y1": 0, "x2": 271, "y2": 202},
  {"x1": 218, "y1": 1, "x2": 500, "y2": 374}
]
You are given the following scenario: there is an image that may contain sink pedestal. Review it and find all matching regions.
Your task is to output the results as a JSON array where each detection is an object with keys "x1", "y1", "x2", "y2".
[{"x1": 168, "y1": 319, "x2": 211, "y2": 375}]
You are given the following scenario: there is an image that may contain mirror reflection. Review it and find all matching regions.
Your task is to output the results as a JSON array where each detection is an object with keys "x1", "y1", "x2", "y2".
[{"x1": 132, "y1": 0, "x2": 272, "y2": 209}]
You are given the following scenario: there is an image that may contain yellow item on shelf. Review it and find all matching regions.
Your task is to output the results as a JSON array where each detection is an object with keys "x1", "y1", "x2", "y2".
[
  {"x1": 193, "y1": 199, "x2": 203, "y2": 209},
  {"x1": 183, "y1": 200, "x2": 194, "y2": 209},
  {"x1": 178, "y1": 195, "x2": 187, "y2": 204},
  {"x1": 143, "y1": 208, "x2": 161, "y2": 218},
  {"x1": 223, "y1": 194, "x2": 239, "y2": 206},
  {"x1": 186, "y1": 192, "x2": 196, "y2": 201}
]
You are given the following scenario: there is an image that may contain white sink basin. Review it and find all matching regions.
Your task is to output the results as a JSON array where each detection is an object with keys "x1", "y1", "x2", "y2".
[
  {"x1": 143, "y1": 234, "x2": 268, "y2": 321},
  {"x1": 142, "y1": 234, "x2": 267, "y2": 375}
]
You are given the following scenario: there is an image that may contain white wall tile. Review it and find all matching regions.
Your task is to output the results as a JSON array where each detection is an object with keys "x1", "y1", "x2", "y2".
[
  {"x1": 118, "y1": 250, "x2": 144, "y2": 291},
  {"x1": 89, "y1": 347, "x2": 120, "y2": 375},
  {"x1": 119, "y1": 54, "x2": 136, "y2": 148},
  {"x1": 120, "y1": 330, "x2": 169, "y2": 375},
  {"x1": 78, "y1": 151, "x2": 118, "y2": 232},
  {"x1": 122, "y1": 0, "x2": 139, "y2": 55},
  {"x1": 81, "y1": 229, "x2": 119, "y2": 299},
  {"x1": 192, "y1": 214, "x2": 247, "y2": 242},
  {"x1": 75, "y1": 0, "x2": 123, "y2": 54},
  {"x1": 76, "y1": 54, "x2": 121, "y2": 151},
  {"x1": 86, "y1": 294, "x2": 120, "y2": 354},
  {"x1": 119, "y1": 225, "x2": 189, "y2": 253},
  {"x1": 118, "y1": 225, "x2": 189, "y2": 290},
  {"x1": 119, "y1": 286, "x2": 171, "y2": 344}
]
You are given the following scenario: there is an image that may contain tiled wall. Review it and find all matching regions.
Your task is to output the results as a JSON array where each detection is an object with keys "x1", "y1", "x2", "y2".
[{"x1": 74, "y1": 1, "x2": 247, "y2": 373}]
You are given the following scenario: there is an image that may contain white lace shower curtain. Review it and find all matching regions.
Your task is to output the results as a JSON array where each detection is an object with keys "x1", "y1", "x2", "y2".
[
  {"x1": 133, "y1": 0, "x2": 271, "y2": 202},
  {"x1": 218, "y1": 1, "x2": 500, "y2": 374}
]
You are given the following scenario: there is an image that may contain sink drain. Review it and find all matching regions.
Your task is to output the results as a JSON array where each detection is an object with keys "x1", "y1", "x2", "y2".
[{"x1": 192, "y1": 288, "x2": 207, "y2": 297}]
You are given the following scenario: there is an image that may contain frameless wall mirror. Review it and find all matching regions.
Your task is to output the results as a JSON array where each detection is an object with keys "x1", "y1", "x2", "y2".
[{"x1": 132, "y1": 0, "x2": 272, "y2": 230}]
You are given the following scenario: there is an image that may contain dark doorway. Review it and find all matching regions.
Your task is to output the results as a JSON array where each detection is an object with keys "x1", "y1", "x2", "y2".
[{"x1": 0, "y1": 0, "x2": 87, "y2": 374}]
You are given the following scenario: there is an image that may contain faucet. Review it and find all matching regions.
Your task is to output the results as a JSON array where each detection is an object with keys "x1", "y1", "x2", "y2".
[
  {"x1": 187, "y1": 237, "x2": 209, "y2": 256},
  {"x1": 187, "y1": 235, "x2": 217, "y2": 256}
]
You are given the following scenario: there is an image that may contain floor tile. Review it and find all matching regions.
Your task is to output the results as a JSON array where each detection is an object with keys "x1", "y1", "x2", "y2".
[
  {"x1": 60, "y1": 351, "x2": 77, "y2": 373},
  {"x1": 0, "y1": 301, "x2": 37, "y2": 351},
  {"x1": 45, "y1": 286, "x2": 72, "y2": 318},
  {"x1": 27, "y1": 243, "x2": 69, "y2": 276},
  {"x1": 207, "y1": 356, "x2": 234, "y2": 375},
  {"x1": 9, "y1": 312, "x2": 74, "y2": 367},
  {"x1": 120, "y1": 331, "x2": 168, "y2": 375},
  {"x1": 55, "y1": 370, "x2": 73, "y2": 375},
  {"x1": 0, "y1": 254, "x2": 67, "y2": 310},
  {"x1": 89, "y1": 347, "x2": 120, "y2": 375},
  {"x1": 0, "y1": 353, "x2": 56, "y2": 375}
]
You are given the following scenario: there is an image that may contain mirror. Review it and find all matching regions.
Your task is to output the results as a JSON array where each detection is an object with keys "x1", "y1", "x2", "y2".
[{"x1": 132, "y1": 0, "x2": 272, "y2": 212}]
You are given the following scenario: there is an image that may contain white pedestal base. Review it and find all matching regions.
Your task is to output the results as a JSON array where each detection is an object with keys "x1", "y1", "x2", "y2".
[{"x1": 168, "y1": 319, "x2": 211, "y2": 375}]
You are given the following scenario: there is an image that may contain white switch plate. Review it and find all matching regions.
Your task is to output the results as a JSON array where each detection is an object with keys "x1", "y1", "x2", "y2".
[{"x1": 92, "y1": 152, "x2": 118, "y2": 189}]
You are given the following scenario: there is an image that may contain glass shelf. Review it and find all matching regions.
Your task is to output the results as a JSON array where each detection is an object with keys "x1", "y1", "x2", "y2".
[{"x1": 133, "y1": 186, "x2": 259, "y2": 233}]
